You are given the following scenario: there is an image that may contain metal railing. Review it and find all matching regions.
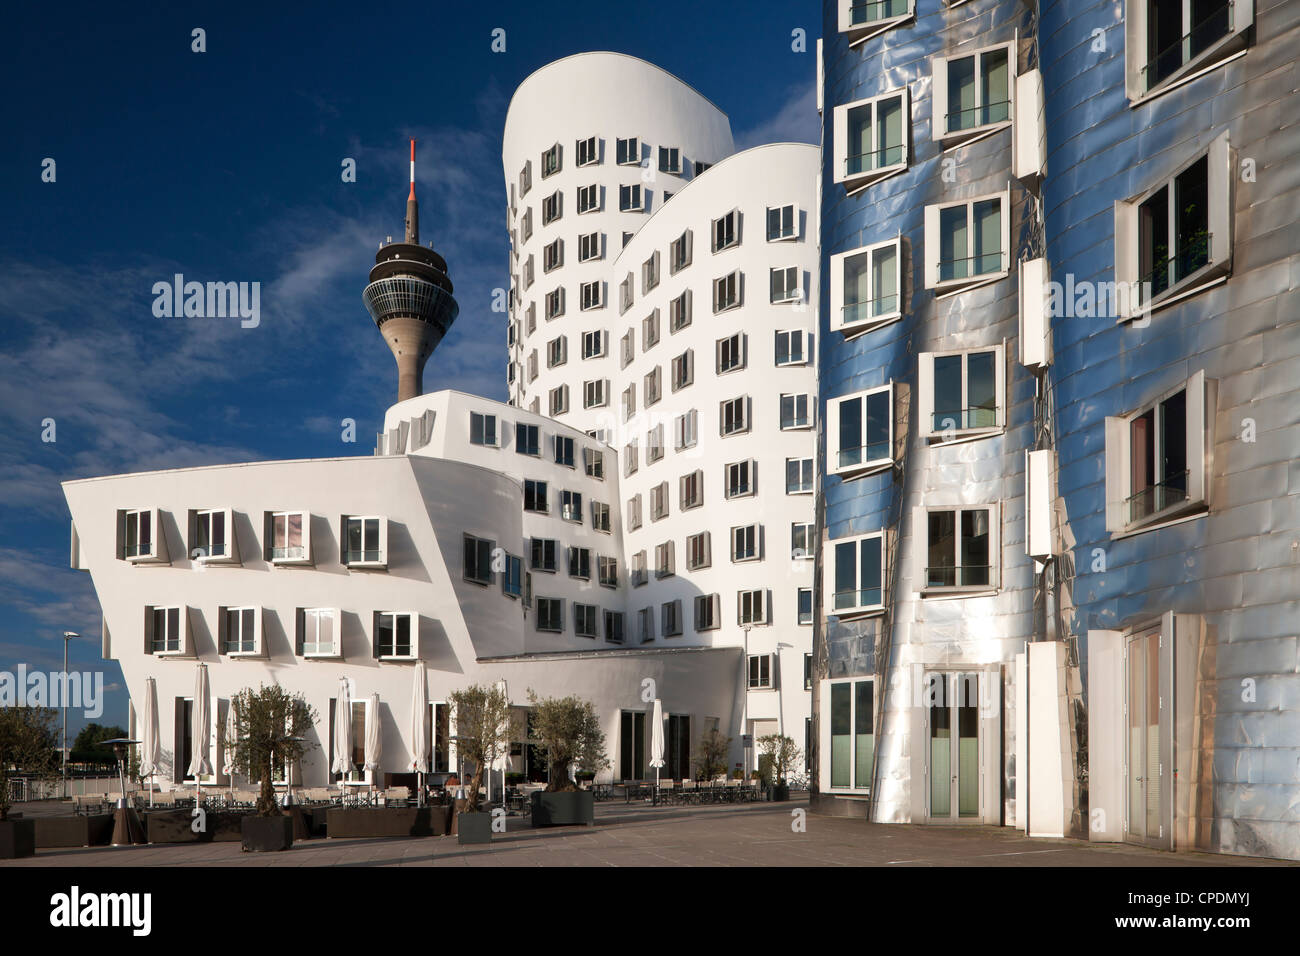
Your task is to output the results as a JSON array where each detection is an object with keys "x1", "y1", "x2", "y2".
[
  {"x1": 845, "y1": 142, "x2": 907, "y2": 176},
  {"x1": 932, "y1": 407, "x2": 998, "y2": 432},
  {"x1": 945, "y1": 99, "x2": 1011, "y2": 133},
  {"x1": 344, "y1": 548, "x2": 382, "y2": 564},
  {"x1": 925, "y1": 565, "x2": 992, "y2": 588},
  {"x1": 938, "y1": 248, "x2": 1005, "y2": 282},
  {"x1": 1142, "y1": 2, "x2": 1234, "y2": 90},
  {"x1": 842, "y1": 294, "x2": 899, "y2": 325},
  {"x1": 1137, "y1": 232, "x2": 1212, "y2": 305},
  {"x1": 850, "y1": 0, "x2": 910, "y2": 25},
  {"x1": 1127, "y1": 471, "x2": 1190, "y2": 522},
  {"x1": 833, "y1": 587, "x2": 883, "y2": 611},
  {"x1": 838, "y1": 441, "x2": 891, "y2": 468}
]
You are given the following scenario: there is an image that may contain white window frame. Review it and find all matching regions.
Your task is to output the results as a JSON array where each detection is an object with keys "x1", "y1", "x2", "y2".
[
  {"x1": 931, "y1": 41, "x2": 1015, "y2": 146},
  {"x1": 671, "y1": 349, "x2": 694, "y2": 391},
  {"x1": 542, "y1": 190, "x2": 562, "y2": 225},
  {"x1": 548, "y1": 384, "x2": 569, "y2": 417},
  {"x1": 658, "y1": 145, "x2": 681, "y2": 174},
  {"x1": 829, "y1": 383, "x2": 895, "y2": 478},
  {"x1": 545, "y1": 287, "x2": 565, "y2": 319},
  {"x1": 669, "y1": 290, "x2": 693, "y2": 332},
  {"x1": 780, "y1": 392, "x2": 814, "y2": 431},
  {"x1": 819, "y1": 676, "x2": 875, "y2": 795},
  {"x1": 924, "y1": 188, "x2": 1011, "y2": 291},
  {"x1": 642, "y1": 250, "x2": 661, "y2": 293},
  {"x1": 674, "y1": 409, "x2": 698, "y2": 451},
  {"x1": 218, "y1": 606, "x2": 263, "y2": 657},
  {"x1": 770, "y1": 266, "x2": 801, "y2": 304},
  {"x1": 833, "y1": 88, "x2": 911, "y2": 191},
  {"x1": 716, "y1": 332, "x2": 746, "y2": 374},
  {"x1": 583, "y1": 378, "x2": 609, "y2": 408},
  {"x1": 918, "y1": 344, "x2": 1005, "y2": 442},
  {"x1": 374, "y1": 610, "x2": 418, "y2": 660},
  {"x1": 712, "y1": 209, "x2": 740, "y2": 252},
  {"x1": 616, "y1": 136, "x2": 640, "y2": 166},
  {"x1": 541, "y1": 143, "x2": 562, "y2": 178},
  {"x1": 578, "y1": 231, "x2": 602, "y2": 262},
  {"x1": 574, "y1": 602, "x2": 598, "y2": 639},
  {"x1": 582, "y1": 329, "x2": 606, "y2": 360},
  {"x1": 619, "y1": 183, "x2": 643, "y2": 212},
  {"x1": 543, "y1": 238, "x2": 563, "y2": 272},
  {"x1": 300, "y1": 607, "x2": 341, "y2": 659},
  {"x1": 774, "y1": 328, "x2": 809, "y2": 366},
  {"x1": 576, "y1": 135, "x2": 599, "y2": 167},
  {"x1": 785, "y1": 457, "x2": 814, "y2": 496},
  {"x1": 670, "y1": 230, "x2": 693, "y2": 274},
  {"x1": 146, "y1": 605, "x2": 188, "y2": 656},
  {"x1": 546, "y1": 335, "x2": 567, "y2": 368},
  {"x1": 713, "y1": 270, "x2": 741, "y2": 313},
  {"x1": 720, "y1": 396, "x2": 750, "y2": 437},
  {"x1": 580, "y1": 280, "x2": 604, "y2": 311},
  {"x1": 192, "y1": 507, "x2": 235, "y2": 564},
  {"x1": 577, "y1": 183, "x2": 600, "y2": 214},
  {"x1": 766, "y1": 204, "x2": 799, "y2": 241},
  {"x1": 913, "y1": 504, "x2": 1001, "y2": 596},
  {"x1": 536, "y1": 597, "x2": 564, "y2": 634},
  {"x1": 837, "y1": 0, "x2": 915, "y2": 45},
  {"x1": 680, "y1": 470, "x2": 704, "y2": 511},
  {"x1": 686, "y1": 530, "x2": 711, "y2": 570},
  {"x1": 120, "y1": 507, "x2": 167, "y2": 564},
  {"x1": 825, "y1": 530, "x2": 887, "y2": 618},
  {"x1": 739, "y1": 592, "x2": 770, "y2": 627},
  {"x1": 1124, "y1": 0, "x2": 1254, "y2": 104},
  {"x1": 695, "y1": 594, "x2": 721, "y2": 632},
  {"x1": 725, "y1": 459, "x2": 757, "y2": 499},
  {"x1": 830, "y1": 237, "x2": 904, "y2": 337},
  {"x1": 343, "y1": 515, "x2": 388, "y2": 569},
  {"x1": 642, "y1": 309, "x2": 660, "y2": 350}
]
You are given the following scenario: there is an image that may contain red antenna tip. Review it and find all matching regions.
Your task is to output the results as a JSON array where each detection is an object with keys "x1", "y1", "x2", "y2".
[{"x1": 408, "y1": 139, "x2": 416, "y2": 199}]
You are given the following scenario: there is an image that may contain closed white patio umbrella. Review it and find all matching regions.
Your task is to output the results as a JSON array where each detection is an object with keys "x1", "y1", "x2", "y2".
[
  {"x1": 138, "y1": 677, "x2": 160, "y2": 808},
  {"x1": 409, "y1": 663, "x2": 430, "y2": 806},
  {"x1": 491, "y1": 679, "x2": 509, "y2": 806},
  {"x1": 187, "y1": 664, "x2": 213, "y2": 802},
  {"x1": 223, "y1": 700, "x2": 239, "y2": 800},
  {"x1": 331, "y1": 677, "x2": 353, "y2": 794},
  {"x1": 649, "y1": 699, "x2": 665, "y2": 803},
  {"x1": 364, "y1": 692, "x2": 382, "y2": 798}
]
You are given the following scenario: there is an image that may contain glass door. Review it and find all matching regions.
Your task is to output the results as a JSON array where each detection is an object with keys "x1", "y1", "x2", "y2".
[
  {"x1": 927, "y1": 673, "x2": 981, "y2": 821},
  {"x1": 1126, "y1": 629, "x2": 1164, "y2": 845}
]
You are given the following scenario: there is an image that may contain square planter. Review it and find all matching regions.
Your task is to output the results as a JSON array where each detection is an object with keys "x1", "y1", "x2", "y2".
[
  {"x1": 456, "y1": 811, "x2": 493, "y2": 844},
  {"x1": 0, "y1": 819, "x2": 36, "y2": 859},
  {"x1": 35, "y1": 814, "x2": 114, "y2": 848},
  {"x1": 531, "y1": 790, "x2": 595, "y2": 827},
  {"x1": 145, "y1": 809, "x2": 207, "y2": 844},
  {"x1": 771, "y1": 783, "x2": 790, "y2": 802},
  {"x1": 241, "y1": 814, "x2": 294, "y2": 852}
]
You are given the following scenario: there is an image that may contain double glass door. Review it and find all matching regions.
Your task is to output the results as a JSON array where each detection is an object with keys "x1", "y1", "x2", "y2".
[
  {"x1": 1126, "y1": 629, "x2": 1165, "y2": 845},
  {"x1": 927, "y1": 673, "x2": 981, "y2": 820}
]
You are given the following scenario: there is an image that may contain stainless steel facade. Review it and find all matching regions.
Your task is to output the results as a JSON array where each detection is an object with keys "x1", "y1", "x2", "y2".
[{"x1": 815, "y1": 0, "x2": 1300, "y2": 860}]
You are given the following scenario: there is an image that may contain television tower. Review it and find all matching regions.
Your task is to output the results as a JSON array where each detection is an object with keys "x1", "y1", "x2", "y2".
[{"x1": 363, "y1": 140, "x2": 459, "y2": 403}]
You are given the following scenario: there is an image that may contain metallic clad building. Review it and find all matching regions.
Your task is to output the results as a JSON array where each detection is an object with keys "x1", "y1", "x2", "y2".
[{"x1": 814, "y1": 0, "x2": 1300, "y2": 859}]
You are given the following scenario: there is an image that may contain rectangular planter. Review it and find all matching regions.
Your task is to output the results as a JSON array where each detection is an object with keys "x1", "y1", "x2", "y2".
[
  {"x1": 145, "y1": 809, "x2": 207, "y2": 844},
  {"x1": 35, "y1": 814, "x2": 114, "y2": 848},
  {"x1": 531, "y1": 790, "x2": 595, "y2": 827},
  {"x1": 0, "y1": 819, "x2": 36, "y2": 859},
  {"x1": 241, "y1": 814, "x2": 294, "y2": 852},
  {"x1": 456, "y1": 811, "x2": 492, "y2": 844},
  {"x1": 325, "y1": 806, "x2": 447, "y2": 839}
]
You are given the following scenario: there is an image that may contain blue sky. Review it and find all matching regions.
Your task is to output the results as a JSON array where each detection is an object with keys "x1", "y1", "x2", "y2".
[{"x1": 0, "y1": 0, "x2": 819, "y2": 732}]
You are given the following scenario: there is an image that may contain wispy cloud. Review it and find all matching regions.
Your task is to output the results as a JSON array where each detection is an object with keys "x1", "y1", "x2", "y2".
[{"x1": 734, "y1": 82, "x2": 819, "y2": 150}]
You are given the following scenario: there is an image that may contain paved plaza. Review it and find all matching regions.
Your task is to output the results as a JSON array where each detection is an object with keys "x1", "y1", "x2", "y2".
[{"x1": 0, "y1": 800, "x2": 1286, "y2": 867}]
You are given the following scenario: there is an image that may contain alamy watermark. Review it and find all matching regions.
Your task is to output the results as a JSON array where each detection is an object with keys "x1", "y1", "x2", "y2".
[
  {"x1": 151, "y1": 273, "x2": 260, "y2": 328},
  {"x1": 0, "y1": 665, "x2": 104, "y2": 719}
]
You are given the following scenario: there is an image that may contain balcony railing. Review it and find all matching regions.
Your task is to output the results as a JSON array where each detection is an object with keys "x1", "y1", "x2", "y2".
[
  {"x1": 344, "y1": 549, "x2": 383, "y2": 564},
  {"x1": 931, "y1": 406, "x2": 998, "y2": 432},
  {"x1": 850, "y1": 0, "x2": 910, "y2": 25},
  {"x1": 1137, "y1": 232, "x2": 1212, "y2": 305},
  {"x1": 272, "y1": 545, "x2": 305, "y2": 561},
  {"x1": 944, "y1": 99, "x2": 1011, "y2": 134},
  {"x1": 833, "y1": 587, "x2": 883, "y2": 611},
  {"x1": 1142, "y1": 2, "x2": 1233, "y2": 90},
  {"x1": 938, "y1": 248, "x2": 1005, "y2": 283},
  {"x1": 1127, "y1": 471, "x2": 1190, "y2": 523},
  {"x1": 925, "y1": 565, "x2": 991, "y2": 588},
  {"x1": 842, "y1": 293, "x2": 899, "y2": 325},
  {"x1": 845, "y1": 142, "x2": 907, "y2": 177},
  {"x1": 838, "y1": 441, "x2": 891, "y2": 468}
]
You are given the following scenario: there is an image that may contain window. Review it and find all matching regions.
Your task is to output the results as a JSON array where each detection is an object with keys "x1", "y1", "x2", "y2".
[
  {"x1": 662, "y1": 600, "x2": 683, "y2": 637},
  {"x1": 463, "y1": 533, "x2": 494, "y2": 585},
  {"x1": 299, "y1": 608, "x2": 339, "y2": 657},
  {"x1": 582, "y1": 329, "x2": 606, "y2": 359},
  {"x1": 574, "y1": 603, "x2": 598, "y2": 639},
  {"x1": 823, "y1": 677, "x2": 874, "y2": 792},
  {"x1": 837, "y1": 0, "x2": 914, "y2": 43},
  {"x1": 536, "y1": 598, "x2": 563, "y2": 633},
  {"x1": 829, "y1": 532, "x2": 885, "y2": 615},
  {"x1": 655, "y1": 540, "x2": 675, "y2": 578},
  {"x1": 530, "y1": 537, "x2": 558, "y2": 572},
  {"x1": 680, "y1": 470, "x2": 704, "y2": 510},
  {"x1": 584, "y1": 447, "x2": 605, "y2": 479},
  {"x1": 636, "y1": 607, "x2": 655, "y2": 644},
  {"x1": 591, "y1": 501, "x2": 612, "y2": 533},
  {"x1": 576, "y1": 135, "x2": 599, "y2": 167},
  {"x1": 925, "y1": 191, "x2": 1010, "y2": 289},
  {"x1": 767, "y1": 204, "x2": 798, "y2": 241},
  {"x1": 578, "y1": 231, "x2": 601, "y2": 262},
  {"x1": 545, "y1": 288, "x2": 565, "y2": 319},
  {"x1": 527, "y1": 351, "x2": 539, "y2": 381},
  {"x1": 620, "y1": 330, "x2": 635, "y2": 369},
  {"x1": 542, "y1": 190, "x2": 561, "y2": 225},
  {"x1": 671, "y1": 350, "x2": 693, "y2": 391},
  {"x1": 658, "y1": 146, "x2": 681, "y2": 173},
  {"x1": 1125, "y1": 0, "x2": 1250, "y2": 100},
  {"x1": 267, "y1": 510, "x2": 309, "y2": 564},
  {"x1": 622, "y1": 231, "x2": 634, "y2": 248},
  {"x1": 220, "y1": 606, "x2": 260, "y2": 655},
  {"x1": 830, "y1": 384, "x2": 894, "y2": 476},
  {"x1": 669, "y1": 290, "x2": 692, "y2": 333},
  {"x1": 670, "y1": 230, "x2": 693, "y2": 273},
  {"x1": 732, "y1": 524, "x2": 760, "y2": 562},
  {"x1": 192, "y1": 508, "x2": 232, "y2": 561},
  {"x1": 642, "y1": 311, "x2": 660, "y2": 350},
  {"x1": 674, "y1": 409, "x2": 698, "y2": 451},
  {"x1": 555, "y1": 435, "x2": 575, "y2": 468},
  {"x1": 798, "y1": 589, "x2": 813, "y2": 626},
  {"x1": 622, "y1": 385, "x2": 637, "y2": 423},
  {"x1": 748, "y1": 654, "x2": 773, "y2": 688},
  {"x1": 686, "y1": 530, "x2": 711, "y2": 570},
  {"x1": 619, "y1": 183, "x2": 643, "y2": 212},
  {"x1": 647, "y1": 424, "x2": 665, "y2": 463},
  {"x1": 627, "y1": 494, "x2": 642, "y2": 530},
  {"x1": 580, "y1": 280, "x2": 603, "y2": 311},
  {"x1": 1115, "y1": 133, "x2": 1231, "y2": 318},
  {"x1": 716, "y1": 332, "x2": 745, "y2": 374},
  {"x1": 374, "y1": 611, "x2": 416, "y2": 659},
  {"x1": 549, "y1": 384, "x2": 569, "y2": 416},
  {"x1": 781, "y1": 393, "x2": 813, "y2": 430},
  {"x1": 650, "y1": 481, "x2": 669, "y2": 520},
  {"x1": 786, "y1": 458, "x2": 814, "y2": 495},
  {"x1": 630, "y1": 551, "x2": 647, "y2": 587},
  {"x1": 720, "y1": 396, "x2": 750, "y2": 436},
  {"x1": 932, "y1": 43, "x2": 1012, "y2": 143},
  {"x1": 725, "y1": 459, "x2": 756, "y2": 498},
  {"x1": 624, "y1": 439, "x2": 639, "y2": 476},
  {"x1": 1105, "y1": 370, "x2": 1212, "y2": 534},
  {"x1": 712, "y1": 210, "x2": 739, "y2": 252},
  {"x1": 526, "y1": 302, "x2": 537, "y2": 333},
  {"x1": 830, "y1": 238, "x2": 903, "y2": 336},
  {"x1": 577, "y1": 183, "x2": 600, "y2": 214},
  {"x1": 515, "y1": 422, "x2": 540, "y2": 456},
  {"x1": 739, "y1": 591, "x2": 769, "y2": 626},
  {"x1": 770, "y1": 266, "x2": 801, "y2": 304},
  {"x1": 561, "y1": 489, "x2": 583, "y2": 522},
  {"x1": 713, "y1": 270, "x2": 741, "y2": 312},
  {"x1": 644, "y1": 367, "x2": 662, "y2": 406},
  {"x1": 834, "y1": 90, "x2": 909, "y2": 189},
  {"x1": 522, "y1": 255, "x2": 534, "y2": 289},
  {"x1": 146, "y1": 606, "x2": 184, "y2": 655},
  {"x1": 583, "y1": 379, "x2": 609, "y2": 408},
  {"x1": 695, "y1": 594, "x2": 721, "y2": 631},
  {"x1": 604, "y1": 610, "x2": 625, "y2": 644},
  {"x1": 519, "y1": 160, "x2": 532, "y2": 196},
  {"x1": 524, "y1": 479, "x2": 549, "y2": 513},
  {"x1": 120, "y1": 508, "x2": 164, "y2": 562},
  {"x1": 521, "y1": 207, "x2": 533, "y2": 242},
  {"x1": 502, "y1": 554, "x2": 523, "y2": 599},
  {"x1": 918, "y1": 347, "x2": 1004, "y2": 439},
  {"x1": 920, "y1": 506, "x2": 999, "y2": 592},
  {"x1": 567, "y1": 545, "x2": 591, "y2": 579},
  {"x1": 343, "y1": 516, "x2": 386, "y2": 567},
  {"x1": 470, "y1": 412, "x2": 498, "y2": 447},
  {"x1": 598, "y1": 555, "x2": 618, "y2": 588},
  {"x1": 542, "y1": 143, "x2": 562, "y2": 178},
  {"x1": 616, "y1": 136, "x2": 640, "y2": 166},
  {"x1": 694, "y1": 160, "x2": 712, "y2": 175},
  {"x1": 775, "y1": 329, "x2": 809, "y2": 365},
  {"x1": 642, "y1": 251, "x2": 660, "y2": 293},
  {"x1": 543, "y1": 238, "x2": 563, "y2": 272}
]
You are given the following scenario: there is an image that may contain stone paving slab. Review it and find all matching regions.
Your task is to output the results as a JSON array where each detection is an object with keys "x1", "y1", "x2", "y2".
[{"x1": 1, "y1": 801, "x2": 1288, "y2": 867}]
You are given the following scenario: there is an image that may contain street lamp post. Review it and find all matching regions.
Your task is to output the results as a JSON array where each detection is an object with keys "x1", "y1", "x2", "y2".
[
  {"x1": 741, "y1": 624, "x2": 752, "y2": 777},
  {"x1": 61, "y1": 631, "x2": 78, "y2": 799},
  {"x1": 775, "y1": 642, "x2": 794, "y2": 740}
]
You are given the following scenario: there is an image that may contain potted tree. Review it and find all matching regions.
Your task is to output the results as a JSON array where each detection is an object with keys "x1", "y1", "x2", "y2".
[
  {"x1": 691, "y1": 727, "x2": 731, "y2": 783},
  {"x1": 527, "y1": 692, "x2": 607, "y2": 827},
  {"x1": 0, "y1": 706, "x2": 56, "y2": 858},
  {"x1": 757, "y1": 734, "x2": 801, "y2": 802},
  {"x1": 228, "y1": 685, "x2": 317, "y2": 852},
  {"x1": 449, "y1": 684, "x2": 518, "y2": 844}
]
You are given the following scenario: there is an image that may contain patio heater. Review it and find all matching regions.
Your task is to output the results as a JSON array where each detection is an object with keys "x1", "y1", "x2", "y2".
[
  {"x1": 280, "y1": 735, "x2": 304, "y2": 807},
  {"x1": 100, "y1": 737, "x2": 144, "y2": 846}
]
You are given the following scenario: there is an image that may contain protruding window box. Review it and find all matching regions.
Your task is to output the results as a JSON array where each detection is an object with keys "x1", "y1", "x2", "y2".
[
  {"x1": 833, "y1": 90, "x2": 910, "y2": 192},
  {"x1": 189, "y1": 508, "x2": 239, "y2": 565},
  {"x1": 918, "y1": 344, "x2": 1006, "y2": 444},
  {"x1": 931, "y1": 42, "x2": 1015, "y2": 148},
  {"x1": 914, "y1": 505, "x2": 1001, "y2": 598},
  {"x1": 373, "y1": 611, "x2": 417, "y2": 662},
  {"x1": 144, "y1": 605, "x2": 191, "y2": 658},
  {"x1": 830, "y1": 239, "x2": 902, "y2": 338},
  {"x1": 297, "y1": 608, "x2": 342, "y2": 659},
  {"x1": 1124, "y1": 0, "x2": 1254, "y2": 105},
  {"x1": 924, "y1": 190, "x2": 1011, "y2": 294},
  {"x1": 837, "y1": 0, "x2": 914, "y2": 46},
  {"x1": 342, "y1": 515, "x2": 387, "y2": 569},
  {"x1": 265, "y1": 511, "x2": 312, "y2": 566},
  {"x1": 829, "y1": 383, "x2": 894, "y2": 479},
  {"x1": 827, "y1": 532, "x2": 886, "y2": 620},
  {"x1": 220, "y1": 606, "x2": 266, "y2": 658},
  {"x1": 118, "y1": 508, "x2": 169, "y2": 565}
]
